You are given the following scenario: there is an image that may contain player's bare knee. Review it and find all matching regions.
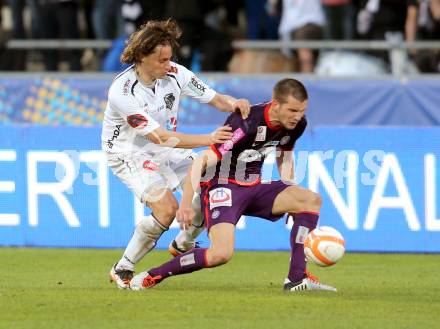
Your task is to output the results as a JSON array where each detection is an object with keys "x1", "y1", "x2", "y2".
[
  {"x1": 214, "y1": 252, "x2": 233, "y2": 265},
  {"x1": 310, "y1": 192, "x2": 322, "y2": 207},
  {"x1": 148, "y1": 198, "x2": 178, "y2": 224},
  {"x1": 157, "y1": 203, "x2": 178, "y2": 221},
  {"x1": 304, "y1": 191, "x2": 322, "y2": 211},
  {"x1": 208, "y1": 249, "x2": 233, "y2": 266},
  {"x1": 309, "y1": 191, "x2": 322, "y2": 207}
]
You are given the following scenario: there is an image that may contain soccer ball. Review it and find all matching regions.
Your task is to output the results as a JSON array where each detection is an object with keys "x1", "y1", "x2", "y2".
[{"x1": 304, "y1": 226, "x2": 345, "y2": 267}]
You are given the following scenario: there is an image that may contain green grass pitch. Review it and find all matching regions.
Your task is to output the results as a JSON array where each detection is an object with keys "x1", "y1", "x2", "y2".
[{"x1": 0, "y1": 248, "x2": 439, "y2": 329}]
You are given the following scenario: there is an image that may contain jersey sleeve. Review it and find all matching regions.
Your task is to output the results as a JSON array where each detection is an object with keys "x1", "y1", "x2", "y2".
[
  {"x1": 210, "y1": 113, "x2": 252, "y2": 159},
  {"x1": 108, "y1": 84, "x2": 160, "y2": 136},
  {"x1": 278, "y1": 117, "x2": 307, "y2": 151},
  {"x1": 174, "y1": 63, "x2": 216, "y2": 103}
]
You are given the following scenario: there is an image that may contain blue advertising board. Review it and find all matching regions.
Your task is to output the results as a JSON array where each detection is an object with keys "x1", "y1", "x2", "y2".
[
  {"x1": 1, "y1": 125, "x2": 439, "y2": 252},
  {"x1": 1, "y1": 76, "x2": 440, "y2": 126}
]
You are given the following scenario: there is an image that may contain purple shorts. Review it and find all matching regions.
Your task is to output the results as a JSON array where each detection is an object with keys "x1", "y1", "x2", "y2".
[{"x1": 200, "y1": 180, "x2": 290, "y2": 230}]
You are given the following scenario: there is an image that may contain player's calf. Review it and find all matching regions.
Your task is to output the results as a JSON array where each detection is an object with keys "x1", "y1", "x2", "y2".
[
  {"x1": 130, "y1": 248, "x2": 210, "y2": 291},
  {"x1": 286, "y1": 212, "x2": 319, "y2": 283},
  {"x1": 169, "y1": 195, "x2": 205, "y2": 257}
]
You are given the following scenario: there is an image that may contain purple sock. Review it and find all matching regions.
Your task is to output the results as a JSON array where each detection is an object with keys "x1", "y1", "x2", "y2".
[
  {"x1": 149, "y1": 248, "x2": 208, "y2": 281},
  {"x1": 288, "y1": 212, "x2": 319, "y2": 282}
]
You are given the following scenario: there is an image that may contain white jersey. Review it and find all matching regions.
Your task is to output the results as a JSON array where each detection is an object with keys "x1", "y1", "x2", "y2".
[{"x1": 101, "y1": 62, "x2": 216, "y2": 156}]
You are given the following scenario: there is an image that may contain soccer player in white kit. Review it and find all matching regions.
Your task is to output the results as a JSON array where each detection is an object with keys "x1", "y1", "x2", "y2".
[{"x1": 101, "y1": 19, "x2": 250, "y2": 289}]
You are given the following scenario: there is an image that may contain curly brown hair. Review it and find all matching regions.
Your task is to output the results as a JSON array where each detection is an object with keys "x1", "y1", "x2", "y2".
[{"x1": 121, "y1": 19, "x2": 182, "y2": 64}]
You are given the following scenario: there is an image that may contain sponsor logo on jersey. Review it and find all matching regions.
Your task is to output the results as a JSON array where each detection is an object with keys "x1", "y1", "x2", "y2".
[
  {"x1": 238, "y1": 145, "x2": 275, "y2": 162},
  {"x1": 164, "y1": 93, "x2": 175, "y2": 110},
  {"x1": 168, "y1": 66, "x2": 178, "y2": 74},
  {"x1": 188, "y1": 76, "x2": 206, "y2": 95},
  {"x1": 211, "y1": 210, "x2": 221, "y2": 219},
  {"x1": 127, "y1": 114, "x2": 148, "y2": 129},
  {"x1": 280, "y1": 136, "x2": 291, "y2": 145},
  {"x1": 143, "y1": 160, "x2": 158, "y2": 171},
  {"x1": 122, "y1": 79, "x2": 131, "y2": 95},
  {"x1": 237, "y1": 149, "x2": 262, "y2": 162},
  {"x1": 255, "y1": 126, "x2": 267, "y2": 142},
  {"x1": 107, "y1": 124, "x2": 122, "y2": 149},
  {"x1": 252, "y1": 140, "x2": 279, "y2": 147},
  {"x1": 264, "y1": 141, "x2": 279, "y2": 147},
  {"x1": 209, "y1": 188, "x2": 232, "y2": 209},
  {"x1": 218, "y1": 128, "x2": 245, "y2": 155}
]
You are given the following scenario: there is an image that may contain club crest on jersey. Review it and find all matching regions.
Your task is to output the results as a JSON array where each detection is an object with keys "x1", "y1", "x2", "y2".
[
  {"x1": 209, "y1": 188, "x2": 232, "y2": 209},
  {"x1": 280, "y1": 136, "x2": 290, "y2": 145},
  {"x1": 255, "y1": 126, "x2": 267, "y2": 142},
  {"x1": 164, "y1": 93, "x2": 175, "y2": 110}
]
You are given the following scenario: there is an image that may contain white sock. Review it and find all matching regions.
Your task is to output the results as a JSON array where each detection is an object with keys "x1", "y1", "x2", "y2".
[
  {"x1": 116, "y1": 214, "x2": 167, "y2": 271},
  {"x1": 174, "y1": 193, "x2": 205, "y2": 251}
]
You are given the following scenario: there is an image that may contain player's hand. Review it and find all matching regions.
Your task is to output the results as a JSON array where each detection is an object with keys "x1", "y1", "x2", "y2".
[
  {"x1": 210, "y1": 125, "x2": 232, "y2": 144},
  {"x1": 233, "y1": 98, "x2": 251, "y2": 119},
  {"x1": 176, "y1": 206, "x2": 195, "y2": 231}
]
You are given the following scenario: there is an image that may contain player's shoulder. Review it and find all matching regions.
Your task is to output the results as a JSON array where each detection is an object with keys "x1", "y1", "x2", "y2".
[
  {"x1": 163, "y1": 61, "x2": 192, "y2": 89},
  {"x1": 230, "y1": 101, "x2": 268, "y2": 122},
  {"x1": 109, "y1": 66, "x2": 137, "y2": 98},
  {"x1": 297, "y1": 116, "x2": 308, "y2": 129},
  {"x1": 225, "y1": 102, "x2": 266, "y2": 133},
  {"x1": 166, "y1": 61, "x2": 189, "y2": 77},
  {"x1": 246, "y1": 101, "x2": 269, "y2": 124},
  {"x1": 251, "y1": 102, "x2": 270, "y2": 114},
  {"x1": 290, "y1": 115, "x2": 308, "y2": 137}
]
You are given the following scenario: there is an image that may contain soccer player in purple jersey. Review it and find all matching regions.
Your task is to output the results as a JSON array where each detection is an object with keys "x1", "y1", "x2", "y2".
[{"x1": 130, "y1": 78, "x2": 337, "y2": 292}]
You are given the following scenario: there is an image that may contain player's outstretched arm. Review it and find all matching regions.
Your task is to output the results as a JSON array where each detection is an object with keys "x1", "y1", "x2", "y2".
[
  {"x1": 145, "y1": 126, "x2": 232, "y2": 149},
  {"x1": 176, "y1": 149, "x2": 219, "y2": 230},
  {"x1": 209, "y1": 93, "x2": 251, "y2": 119}
]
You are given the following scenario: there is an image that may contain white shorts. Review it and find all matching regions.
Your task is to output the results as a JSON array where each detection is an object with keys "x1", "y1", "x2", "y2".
[{"x1": 106, "y1": 149, "x2": 196, "y2": 203}]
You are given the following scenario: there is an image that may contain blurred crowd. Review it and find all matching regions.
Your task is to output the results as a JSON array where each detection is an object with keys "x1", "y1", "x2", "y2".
[{"x1": 0, "y1": 0, "x2": 439, "y2": 74}]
